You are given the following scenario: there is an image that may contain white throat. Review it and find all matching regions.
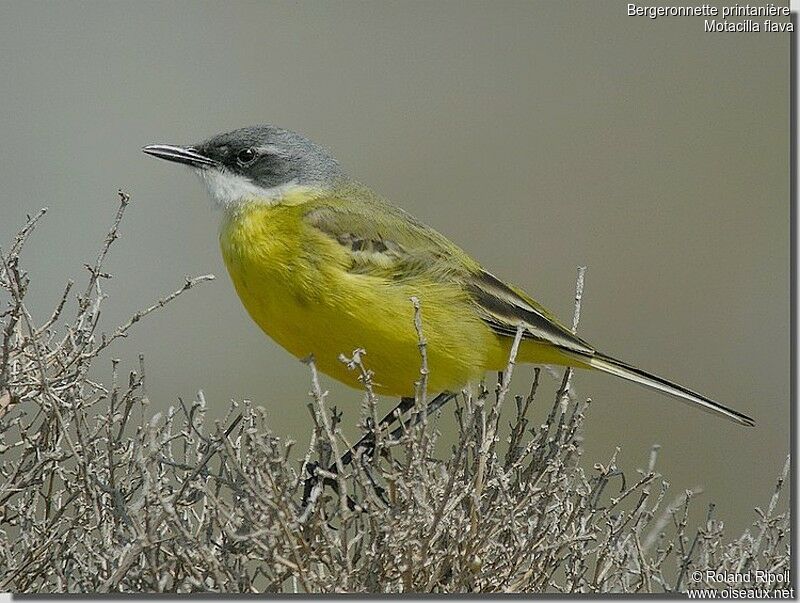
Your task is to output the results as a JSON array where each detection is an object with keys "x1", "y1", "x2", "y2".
[{"x1": 195, "y1": 168, "x2": 299, "y2": 210}]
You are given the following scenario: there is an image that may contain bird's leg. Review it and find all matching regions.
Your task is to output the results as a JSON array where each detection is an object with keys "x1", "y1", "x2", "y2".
[
  {"x1": 301, "y1": 396, "x2": 415, "y2": 510},
  {"x1": 300, "y1": 393, "x2": 457, "y2": 510},
  {"x1": 333, "y1": 392, "x2": 458, "y2": 472},
  {"x1": 338, "y1": 396, "x2": 416, "y2": 467},
  {"x1": 332, "y1": 392, "x2": 458, "y2": 507},
  {"x1": 384, "y1": 391, "x2": 457, "y2": 442},
  {"x1": 350, "y1": 392, "x2": 459, "y2": 506}
]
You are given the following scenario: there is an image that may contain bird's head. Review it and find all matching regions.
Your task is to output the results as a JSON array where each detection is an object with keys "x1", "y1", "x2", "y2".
[{"x1": 143, "y1": 125, "x2": 342, "y2": 209}]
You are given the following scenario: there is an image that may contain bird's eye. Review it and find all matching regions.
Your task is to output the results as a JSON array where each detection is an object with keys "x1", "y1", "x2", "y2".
[{"x1": 236, "y1": 148, "x2": 257, "y2": 165}]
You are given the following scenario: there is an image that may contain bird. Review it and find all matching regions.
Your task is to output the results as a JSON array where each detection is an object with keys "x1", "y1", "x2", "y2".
[{"x1": 143, "y1": 125, "x2": 754, "y2": 428}]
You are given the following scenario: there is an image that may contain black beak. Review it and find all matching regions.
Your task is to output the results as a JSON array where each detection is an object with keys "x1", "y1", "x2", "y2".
[{"x1": 142, "y1": 144, "x2": 217, "y2": 168}]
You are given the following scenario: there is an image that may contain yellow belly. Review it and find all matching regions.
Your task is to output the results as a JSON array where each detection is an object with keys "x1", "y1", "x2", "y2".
[
  {"x1": 219, "y1": 200, "x2": 579, "y2": 396},
  {"x1": 221, "y1": 202, "x2": 490, "y2": 396}
]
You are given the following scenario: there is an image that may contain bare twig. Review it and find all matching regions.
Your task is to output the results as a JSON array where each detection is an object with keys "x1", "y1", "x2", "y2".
[{"x1": 0, "y1": 201, "x2": 786, "y2": 594}]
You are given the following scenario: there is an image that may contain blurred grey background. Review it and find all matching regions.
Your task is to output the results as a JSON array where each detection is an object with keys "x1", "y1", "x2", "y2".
[{"x1": 0, "y1": 1, "x2": 789, "y2": 536}]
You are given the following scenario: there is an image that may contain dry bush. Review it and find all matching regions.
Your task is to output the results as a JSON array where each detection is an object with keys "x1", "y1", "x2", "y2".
[{"x1": 0, "y1": 192, "x2": 790, "y2": 593}]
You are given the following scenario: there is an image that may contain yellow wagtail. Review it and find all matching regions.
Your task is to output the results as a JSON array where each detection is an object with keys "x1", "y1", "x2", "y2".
[{"x1": 143, "y1": 125, "x2": 754, "y2": 427}]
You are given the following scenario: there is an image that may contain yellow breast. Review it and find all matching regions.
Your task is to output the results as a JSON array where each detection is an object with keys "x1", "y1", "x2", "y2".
[{"x1": 218, "y1": 194, "x2": 508, "y2": 397}]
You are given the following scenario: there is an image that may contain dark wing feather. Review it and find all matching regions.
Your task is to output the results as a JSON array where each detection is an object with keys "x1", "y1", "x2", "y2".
[{"x1": 468, "y1": 271, "x2": 595, "y2": 354}]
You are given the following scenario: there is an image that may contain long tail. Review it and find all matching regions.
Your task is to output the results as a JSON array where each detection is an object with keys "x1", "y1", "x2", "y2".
[{"x1": 561, "y1": 350, "x2": 755, "y2": 427}]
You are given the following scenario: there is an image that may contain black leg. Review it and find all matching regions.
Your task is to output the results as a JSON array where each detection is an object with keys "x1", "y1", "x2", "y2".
[
  {"x1": 337, "y1": 396, "x2": 416, "y2": 467},
  {"x1": 332, "y1": 392, "x2": 458, "y2": 472},
  {"x1": 384, "y1": 392, "x2": 457, "y2": 442},
  {"x1": 302, "y1": 396, "x2": 415, "y2": 509},
  {"x1": 300, "y1": 393, "x2": 458, "y2": 510},
  {"x1": 357, "y1": 392, "x2": 458, "y2": 506}
]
